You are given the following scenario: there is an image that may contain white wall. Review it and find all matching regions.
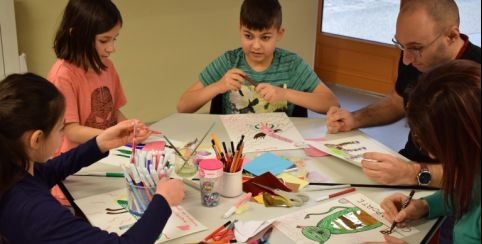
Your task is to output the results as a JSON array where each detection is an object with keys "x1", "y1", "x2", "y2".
[{"x1": 0, "y1": 0, "x2": 20, "y2": 79}]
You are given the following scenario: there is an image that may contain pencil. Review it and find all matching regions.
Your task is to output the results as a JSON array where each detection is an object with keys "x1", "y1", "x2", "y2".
[
  {"x1": 211, "y1": 133, "x2": 223, "y2": 156},
  {"x1": 243, "y1": 74, "x2": 258, "y2": 87}
]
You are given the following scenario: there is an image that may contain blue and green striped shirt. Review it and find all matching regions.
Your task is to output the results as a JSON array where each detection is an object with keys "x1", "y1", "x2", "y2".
[{"x1": 199, "y1": 48, "x2": 321, "y2": 115}]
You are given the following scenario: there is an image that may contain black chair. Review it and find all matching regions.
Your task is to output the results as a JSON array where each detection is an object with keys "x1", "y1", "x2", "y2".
[{"x1": 209, "y1": 93, "x2": 308, "y2": 117}]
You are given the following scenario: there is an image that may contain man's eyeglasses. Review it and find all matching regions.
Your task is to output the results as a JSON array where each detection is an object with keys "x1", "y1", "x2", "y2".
[{"x1": 392, "y1": 33, "x2": 443, "y2": 57}]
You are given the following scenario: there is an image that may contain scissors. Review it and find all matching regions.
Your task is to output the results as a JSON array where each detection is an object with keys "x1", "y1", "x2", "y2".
[{"x1": 252, "y1": 182, "x2": 309, "y2": 207}]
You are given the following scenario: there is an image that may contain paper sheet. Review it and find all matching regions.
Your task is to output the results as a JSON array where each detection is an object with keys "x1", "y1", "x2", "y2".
[
  {"x1": 220, "y1": 113, "x2": 305, "y2": 153},
  {"x1": 309, "y1": 134, "x2": 406, "y2": 167},
  {"x1": 74, "y1": 189, "x2": 207, "y2": 243},
  {"x1": 272, "y1": 192, "x2": 419, "y2": 243}
]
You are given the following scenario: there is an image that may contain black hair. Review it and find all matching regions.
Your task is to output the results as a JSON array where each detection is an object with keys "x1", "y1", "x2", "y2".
[
  {"x1": 0, "y1": 73, "x2": 65, "y2": 199},
  {"x1": 53, "y1": 0, "x2": 123, "y2": 74},
  {"x1": 240, "y1": 0, "x2": 282, "y2": 31}
]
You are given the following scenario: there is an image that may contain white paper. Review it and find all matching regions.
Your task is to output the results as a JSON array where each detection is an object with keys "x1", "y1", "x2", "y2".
[
  {"x1": 74, "y1": 189, "x2": 207, "y2": 243},
  {"x1": 220, "y1": 112, "x2": 305, "y2": 153},
  {"x1": 309, "y1": 134, "x2": 406, "y2": 167},
  {"x1": 273, "y1": 192, "x2": 419, "y2": 243}
]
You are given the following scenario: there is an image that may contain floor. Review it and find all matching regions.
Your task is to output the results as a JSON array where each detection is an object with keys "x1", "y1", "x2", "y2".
[{"x1": 308, "y1": 84, "x2": 410, "y2": 151}]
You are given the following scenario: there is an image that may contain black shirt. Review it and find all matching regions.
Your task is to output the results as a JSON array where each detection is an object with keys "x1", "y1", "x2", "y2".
[{"x1": 395, "y1": 36, "x2": 481, "y2": 162}]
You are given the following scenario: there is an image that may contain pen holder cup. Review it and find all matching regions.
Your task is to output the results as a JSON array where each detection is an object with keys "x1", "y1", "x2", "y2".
[
  {"x1": 221, "y1": 170, "x2": 243, "y2": 198},
  {"x1": 174, "y1": 149, "x2": 198, "y2": 178},
  {"x1": 199, "y1": 159, "x2": 223, "y2": 207},
  {"x1": 126, "y1": 182, "x2": 156, "y2": 217}
]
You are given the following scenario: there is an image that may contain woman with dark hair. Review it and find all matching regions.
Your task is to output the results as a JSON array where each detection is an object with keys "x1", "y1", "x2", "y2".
[
  {"x1": 372, "y1": 59, "x2": 480, "y2": 243},
  {"x1": 0, "y1": 73, "x2": 184, "y2": 243}
]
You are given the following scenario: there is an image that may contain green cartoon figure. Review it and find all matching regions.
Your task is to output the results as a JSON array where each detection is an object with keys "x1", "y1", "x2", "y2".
[{"x1": 297, "y1": 206, "x2": 383, "y2": 243}]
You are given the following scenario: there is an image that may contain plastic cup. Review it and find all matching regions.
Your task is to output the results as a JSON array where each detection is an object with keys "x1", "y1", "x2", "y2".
[
  {"x1": 174, "y1": 148, "x2": 198, "y2": 178},
  {"x1": 199, "y1": 159, "x2": 223, "y2": 207},
  {"x1": 126, "y1": 182, "x2": 155, "y2": 217}
]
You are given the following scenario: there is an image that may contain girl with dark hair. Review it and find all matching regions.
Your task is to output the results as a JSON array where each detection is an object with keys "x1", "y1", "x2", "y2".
[
  {"x1": 47, "y1": 0, "x2": 132, "y2": 205},
  {"x1": 371, "y1": 59, "x2": 480, "y2": 243},
  {"x1": 0, "y1": 73, "x2": 185, "y2": 243},
  {"x1": 48, "y1": 0, "x2": 129, "y2": 154}
]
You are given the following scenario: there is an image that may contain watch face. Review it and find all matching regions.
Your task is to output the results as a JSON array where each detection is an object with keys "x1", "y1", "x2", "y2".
[{"x1": 418, "y1": 172, "x2": 432, "y2": 185}]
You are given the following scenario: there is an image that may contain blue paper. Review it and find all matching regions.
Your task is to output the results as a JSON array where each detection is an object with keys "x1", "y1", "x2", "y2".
[{"x1": 244, "y1": 152, "x2": 294, "y2": 176}]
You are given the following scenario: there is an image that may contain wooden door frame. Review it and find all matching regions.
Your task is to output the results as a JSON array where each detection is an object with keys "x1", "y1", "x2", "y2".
[{"x1": 314, "y1": 0, "x2": 401, "y2": 94}]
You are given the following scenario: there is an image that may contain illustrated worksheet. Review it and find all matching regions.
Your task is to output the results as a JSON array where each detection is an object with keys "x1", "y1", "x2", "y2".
[
  {"x1": 273, "y1": 193, "x2": 419, "y2": 243},
  {"x1": 74, "y1": 189, "x2": 207, "y2": 243},
  {"x1": 308, "y1": 134, "x2": 406, "y2": 167},
  {"x1": 220, "y1": 112, "x2": 306, "y2": 153}
]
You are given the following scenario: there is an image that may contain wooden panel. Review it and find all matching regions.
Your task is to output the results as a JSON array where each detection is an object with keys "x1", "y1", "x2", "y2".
[{"x1": 315, "y1": 0, "x2": 401, "y2": 94}]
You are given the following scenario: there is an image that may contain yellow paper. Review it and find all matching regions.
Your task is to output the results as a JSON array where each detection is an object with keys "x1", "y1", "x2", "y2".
[{"x1": 278, "y1": 173, "x2": 309, "y2": 190}]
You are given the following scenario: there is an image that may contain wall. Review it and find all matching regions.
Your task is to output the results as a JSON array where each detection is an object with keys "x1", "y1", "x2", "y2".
[
  {"x1": 1, "y1": 0, "x2": 20, "y2": 78},
  {"x1": 14, "y1": 0, "x2": 318, "y2": 123}
]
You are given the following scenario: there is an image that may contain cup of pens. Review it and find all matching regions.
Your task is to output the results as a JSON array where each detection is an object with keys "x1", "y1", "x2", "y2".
[
  {"x1": 211, "y1": 136, "x2": 245, "y2": 198},
  {"x1": 126, "y1": 181, "x2": 155, "y2": 217}
]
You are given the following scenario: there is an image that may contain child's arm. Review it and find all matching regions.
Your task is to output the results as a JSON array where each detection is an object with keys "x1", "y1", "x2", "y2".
[
  {"x1": 256, "y1": 83, "x2": 339, "y2": 113},
  {"x1": 116, "y1": 109, "x2": 127, "y2": 122},
  {"x1": 64, "y1": 122, "x2": 104, "y2": 145},
  {"x1": 177, "y1": 68, "x2": 246, "y2": 113}
]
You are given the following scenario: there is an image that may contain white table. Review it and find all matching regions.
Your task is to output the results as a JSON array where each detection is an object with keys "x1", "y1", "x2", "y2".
[{"x1": 63, "y1": 113, "x2": 441, "y2": 243}]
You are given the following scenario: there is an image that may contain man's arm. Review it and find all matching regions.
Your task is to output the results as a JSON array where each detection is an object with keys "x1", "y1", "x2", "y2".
[
  {"x1": 362, "y1": 152, "x2": 443, "y2": 187},
  {"x1": 352, "y1": 90, "x2": 406, "y2": 128}
]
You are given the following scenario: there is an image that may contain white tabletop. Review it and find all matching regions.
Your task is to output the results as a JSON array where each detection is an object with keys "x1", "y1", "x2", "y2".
[{"x1": 63, "y1": 113, "x2": 440, "y2": 243}]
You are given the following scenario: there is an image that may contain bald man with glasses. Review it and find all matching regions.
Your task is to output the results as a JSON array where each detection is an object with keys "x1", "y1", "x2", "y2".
[{"x1": 326, "y1": 0, "x2": 480, "y2": 187}]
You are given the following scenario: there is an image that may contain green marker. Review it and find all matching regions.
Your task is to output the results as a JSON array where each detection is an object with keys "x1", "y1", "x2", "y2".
[
  {"x1": 74, "y1": 172, "x2": 124, "y2": 177},
  {"x1": 117, "y1": 149, "x2": 132, "y2": 155}
]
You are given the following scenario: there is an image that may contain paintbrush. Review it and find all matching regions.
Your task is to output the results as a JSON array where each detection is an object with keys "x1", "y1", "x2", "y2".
[{"x1": 178, "y1": 122, "x2": 216, "y2": 171}]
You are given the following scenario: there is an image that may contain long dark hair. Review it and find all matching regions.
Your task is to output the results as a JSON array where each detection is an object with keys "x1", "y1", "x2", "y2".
[
  {"x1": 0, "y1": 73, "x2": 65, "y2": 199},
  {"x1": 407, "y1": 59, "x2": 481, "y2": 219},
  {"x1": 53, "y1": 0, "x2": 122, "y2": 74}
]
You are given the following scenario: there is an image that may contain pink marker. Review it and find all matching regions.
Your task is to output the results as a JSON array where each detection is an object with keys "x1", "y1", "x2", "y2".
[
  {"x1": 223, "y1": 192, "x2": 252, "y2": 218},
  {"x1": 315, "y1": 187, "x2": 356, "y2": 202}
]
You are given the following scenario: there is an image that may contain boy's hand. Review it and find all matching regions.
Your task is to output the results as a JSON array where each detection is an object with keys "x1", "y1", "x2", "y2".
[
  {"x1": 156, "y1": 177, "x2": 185, "y2": 206},
  {"x1": 96, "y1": 119, "x2": 151, "y2": 153},
  {"x1": 216, "y1": 68, "x2": 245, "y2": 93},
  {"x1": 255, "y1": 83, "x2": 287, "y2": 102},
  {"x1": 326, "y1": 106, "x2": 356, "y2": 133},
  {"x1": 380, "y1": 193, "x2": 429, "y2": 226}
]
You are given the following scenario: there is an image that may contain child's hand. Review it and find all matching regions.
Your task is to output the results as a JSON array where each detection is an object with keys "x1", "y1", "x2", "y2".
[
  {"x1": 156, "y1": 177, "x2": 185, "y2": 206},
  {"x1": 255, "y1": 83, "x2": 287, "y2": 102},
  {"x1": 380, "y1": 193, "x2": 429, "y2": 227},
  {"x1": 96, "y1": 119, "x2": 151, "y2": 152},
  {"x1": 216, "y1": 68, "x2": 245, "y2": 93}
]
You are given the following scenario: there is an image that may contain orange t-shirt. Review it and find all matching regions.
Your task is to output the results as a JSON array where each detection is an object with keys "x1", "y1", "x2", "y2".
[{"x1": 48, "y1": 59, "x2": 127, "y2": 153}]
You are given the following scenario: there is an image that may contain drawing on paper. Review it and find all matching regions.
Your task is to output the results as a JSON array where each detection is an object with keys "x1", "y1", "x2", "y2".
[
  {"x1": 74, "y1": 189, "x2": 207, "y2": 243},
  {"x1": 273, "y1": 193, "x2": 419, "y2": 243},
  {"x1": 220, "y1": 113, "x2": 305, "y2": 152},
  {"x1": 296, "y1": 206, "x2": 382, "y2": 243},
  {"x1": 324, "y1": 140, "x2": 367, "y2": 161},
  {"x1": 308, "y1": 135, "x2": 406, "y2": 167}
]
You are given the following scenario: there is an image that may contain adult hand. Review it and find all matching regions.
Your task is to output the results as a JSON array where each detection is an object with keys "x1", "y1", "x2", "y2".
[
  {"x1": 96, "y1": 119, "x2": 151, "y2": 153},
  {"x1": 255, "y1": 83, "x2": 287, "y2": 103},
  {"x1": 216, "y1": 68, "x2": 245, "y2": 93},
  {"x1": 381, "y1": 193, "x2": 428, "y2": 225},
  {"x1": 155, "y1": 177, "x2": 185, "y2": 206},
  {"x1": 362, "y1": 234, "x2": 408, "y2": 244},
  {"x1": 325, "y1": 106, "x2": 356, "y2": 133},
  {"x1": 361, "y1": 152, "x2": 418, "y2": 185}
]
